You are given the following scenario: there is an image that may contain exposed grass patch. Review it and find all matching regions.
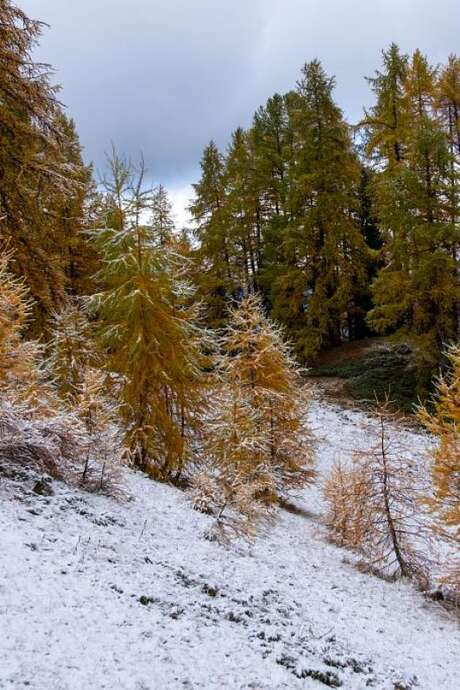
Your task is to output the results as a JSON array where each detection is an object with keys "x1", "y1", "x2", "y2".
[{"x1": 309, "y1": 340, "x2": 419, "y2": 413}]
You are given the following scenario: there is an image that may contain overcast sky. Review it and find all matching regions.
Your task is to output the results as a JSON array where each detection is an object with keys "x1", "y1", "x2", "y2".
[{"x1": 21, "y1": 0, "x2": 460, "y2": 225}]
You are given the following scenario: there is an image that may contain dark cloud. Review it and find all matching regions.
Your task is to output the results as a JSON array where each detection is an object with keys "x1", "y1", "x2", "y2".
[{"x1": 21, "y1": 0, "x2": 460, "y2": 192}]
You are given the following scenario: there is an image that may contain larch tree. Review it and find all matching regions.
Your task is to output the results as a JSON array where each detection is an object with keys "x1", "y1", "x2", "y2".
[
  {"x1": 73, "y1": 366, "x2": 123, "y2": 491},
  {"x1": 0, "y1": 2, "x2": 94, "y2": 332},
  {"x1": 436, "y1": 54, "x2": 460, "y2": 332},
  {"x1": 419, "y1": 346, "x2": 460, "y2": 596},
  {"x1": 0, "y1": 246, "x2": 57, "y2": 414},
  {"x1": 436, "y1": 54, "x2": 460, "y2": 156},
  {"x1": 47, "y1": 300, "x2": 97, "y2": 402},
  {"x1": 49, "y1": 113, "x2": 98, "y2": 298},
  {"x1": 251, "y1": 93, "x2": 294, "y2": 310},
  {"x1": 91, "y1": 149, "x2": 208, "y2": 480},
  {"x1": 419, "y1": 345, "x2": 460, "y2": 539},
  {"x1": 194, "y1": 294, "x2": 315, "y2": 542},
  {"x1": 191, "y1": 63, "x2": 375, "y2": 361},
  {"x1": 324, "y1": 402, "x2": 429, "y2": 582},
  {"x1": 363, "y1": 47, "x2": 459, "y2": 387},
  {"x1": 224, "y1": 127, "x2": 261, "y2": 294},
  {"x1": 251, "y1": 93, "x2": 292, "y2": 221}
]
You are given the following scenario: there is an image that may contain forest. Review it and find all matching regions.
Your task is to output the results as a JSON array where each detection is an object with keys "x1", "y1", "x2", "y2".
[{"x1": 1, "y1": 2, "x2": 460, "y2": 687}]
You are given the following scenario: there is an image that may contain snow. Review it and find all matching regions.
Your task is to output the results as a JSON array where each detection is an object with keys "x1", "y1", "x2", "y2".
[{"x1": 0, "y1": 397, "x2": 459, "y2": 689}]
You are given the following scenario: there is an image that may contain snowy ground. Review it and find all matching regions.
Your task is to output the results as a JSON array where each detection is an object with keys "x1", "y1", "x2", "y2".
[{"x1": 0, "y1": 398, "x2": 459, "y2": 690}]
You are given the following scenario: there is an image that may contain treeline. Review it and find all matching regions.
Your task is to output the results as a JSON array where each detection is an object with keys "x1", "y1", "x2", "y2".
[
  {"x1": 0, "y1": 1, "x2": 315, "y2": 541},
  {"x1": 3, "y1": 0, "x2": 459, "y2": 386},
  {"x1": 0, "y1": 0, "x2": 459, "y2": 575},
  {"x1": 190, "y1": 46, "x2": 460, "y2": 389}
]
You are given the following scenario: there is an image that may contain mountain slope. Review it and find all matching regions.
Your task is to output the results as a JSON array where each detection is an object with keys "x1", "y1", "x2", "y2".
[{"x1": 0, "y1": 399, "x2": 458, "y2": 690}]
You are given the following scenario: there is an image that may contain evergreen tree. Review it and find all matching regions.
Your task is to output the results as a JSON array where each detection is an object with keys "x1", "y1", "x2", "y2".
[
  {"x1": 224, "y1": 128, "x2": 261, "y2": 294},
  {"x1": 151, "y1": 184, "x2": 175, "y2": 246},
  {"x1": 268, "y1": 61, "x2": 368, "y2": 357},
  {"x1": 190, "y1": 141, "x2": 236, "y2": 326}
]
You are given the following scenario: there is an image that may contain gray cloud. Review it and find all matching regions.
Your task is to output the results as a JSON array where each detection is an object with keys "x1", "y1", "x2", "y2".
[{"x1": 21, "y1": 0, "x2": 460, "y2": 191}]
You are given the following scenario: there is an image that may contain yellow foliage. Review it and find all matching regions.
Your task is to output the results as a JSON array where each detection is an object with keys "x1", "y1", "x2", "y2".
[
  {"x1": 0, "y1": 247, "x2": 58, "y2": 415},
  {"x1": 419, "y1": 345, "x2": 460, "y2": 538},
  {"x1": 323, "y1": 461, "x2": 373, "y2": 549},
  {"x1": 92, "y1": 151, "x2": 209, "y2": 479},
  {"x1": 198, "y1": 294, "x2": 315, "y2": 542},
  {"x1": 48, "y1": 301, "x2": 97, "y2": 402},
  {"x1": 218, "y1": 294, "x2": 315, "y2": 496}
]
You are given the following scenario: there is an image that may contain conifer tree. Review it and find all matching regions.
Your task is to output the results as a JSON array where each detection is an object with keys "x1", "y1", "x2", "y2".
[
  {"x1": 193, "y1": 384, "x2": 275, "y2": 542},
  {"x1": 0, "y1": 246, "x2": 57, "y2": 414},
  {"x1": 92, "y1": 149, "x2": 208, "y2": 479},
  {"x1": 48, "y1": 301, "x2": 97, "y2": 402},
  {"x1": 225, "y1": 127, "x2": 262, "y2": 294},
  {"x1": 73, "y1": 367, "x2": 123, "y2": 490},
  {"x1": 0, "y1": 247, "x2": 36, "y2": 393},
  {"x1": 196, "y1": 295, "x2": 314, "y2": 541},
  {"x1": 436, "y1": 54, "x2": 460, "y2": 317},
  {"x1": 363, "y1": 47, "x2": 459, "y2": 381},
  {"x1": 218, "y1": 295, "x2": 315, "y2": 494},
  {"x1": 268, "y1": 61, "x2": 368, "y2": 357},
  {"x1": 419, "y1": 345, "x2": 460, "y2": 539},
  {"x1": 362, "y1": 44, "x2": 409, "y2": 166},
  {"x1": 436, "y1": 55, "x2": 460, "y2": 156},
  {"x1": 50, "y1": 113, "x2": 98, "y2": 297},
  {"x1": 190, "y1": 141, "x2": 236, "y2": 326},
  {"x1": 0, "y1": 2, "x2": 94, "y2": 330},
  {"x1": 252, "y1": 93, "x2": 292, "y2": 220},
  {"x1": 324, "y1": 402, "x2": 428, "y2": 581},
  {"x1": 151, "y1": 184, "x2": 175, "y2": 246},
  {"x1": 323, "y1": 460, "x2": 371, "y2": 549}
]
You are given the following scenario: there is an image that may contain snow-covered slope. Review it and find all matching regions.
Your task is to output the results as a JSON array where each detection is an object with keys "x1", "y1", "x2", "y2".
[{"x1": 1, "y1": 399, "x2": 458, "y2": 690}]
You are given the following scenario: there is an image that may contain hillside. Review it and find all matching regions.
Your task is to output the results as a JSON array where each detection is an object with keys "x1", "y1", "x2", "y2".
[
  {"x1": 308, "y1": 338, "x2": 421, "y2": 413},
  {"x1": 1, "y1": 397, "x2": 458, "y2": 690}
]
